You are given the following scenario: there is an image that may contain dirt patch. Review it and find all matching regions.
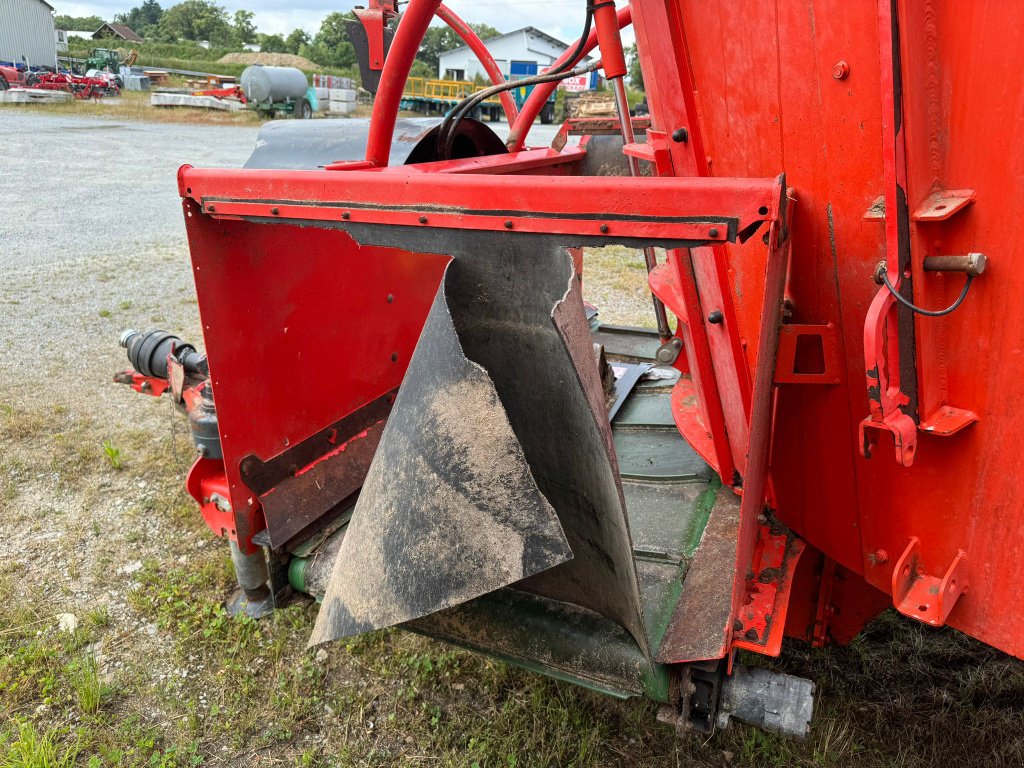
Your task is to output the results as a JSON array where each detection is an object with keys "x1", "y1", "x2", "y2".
[{"x1": 218, "y1": 52, "x2": 320, "y2": 69}]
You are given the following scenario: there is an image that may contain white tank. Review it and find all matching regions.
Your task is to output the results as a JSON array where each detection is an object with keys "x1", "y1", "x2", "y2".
[{"x1": 241, "y1": 65, "x2": 308, "y2": 103}]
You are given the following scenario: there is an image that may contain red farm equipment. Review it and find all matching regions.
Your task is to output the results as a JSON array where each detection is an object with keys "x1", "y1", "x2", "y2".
[
  {"x1": 31, "y1": 71, "x2": 120, "y2": 99},
  {"x1": 114, "y1": 0, "x2": 1024, "y2": 739}
]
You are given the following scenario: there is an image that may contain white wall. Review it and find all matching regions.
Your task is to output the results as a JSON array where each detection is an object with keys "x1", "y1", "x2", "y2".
[
  {"x1": 438, "y1": 30, "x2": 560, "y2": 81},
  {"x1": 0, "y1": 0, "x2": 57, "y2": 69}
]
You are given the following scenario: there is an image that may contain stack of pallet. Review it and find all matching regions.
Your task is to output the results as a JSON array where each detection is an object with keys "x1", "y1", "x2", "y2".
[
  {"x1": 314, "y1": 74, "x2": 357, "y2": 116},
  {"x1": 566, "y1": 91, "x2": 616, "y2": 118}
]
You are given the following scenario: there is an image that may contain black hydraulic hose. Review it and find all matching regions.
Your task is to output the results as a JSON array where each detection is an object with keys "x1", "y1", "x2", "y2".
[
  {"x1": 437, "y1": 2, "x2": 596, "y2": 159},
  {"x1": 881, "y1": 269, "x2": 975, "y2": 317},
  {"x1": 438, "y1": 60, "x2": 600, "y2": 159}
]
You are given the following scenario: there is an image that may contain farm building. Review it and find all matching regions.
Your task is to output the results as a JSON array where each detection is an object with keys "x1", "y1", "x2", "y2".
[
  {"x1": 92, "y1": 22, "x2": 143, "y2": 43},
  {"x1": 438, "y1": 26, "x2": 585, "y2": 82},
  {"x1": 0, "y1": 0, "x2": 58, "y2": 69}
]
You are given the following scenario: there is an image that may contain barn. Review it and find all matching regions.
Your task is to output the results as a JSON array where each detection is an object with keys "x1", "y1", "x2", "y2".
[
  {"x1": 438, "y1": 26, "x2": 580, "y2": 82},
  {"x1": 0, "y1": 0, "x2": 57, "y2": 70}
]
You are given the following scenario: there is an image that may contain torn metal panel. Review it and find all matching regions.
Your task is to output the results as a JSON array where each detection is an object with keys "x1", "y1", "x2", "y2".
[
  {"x1": 311, "y1": 232, "x2": 648, "y2": 652},
  {"x1": 309, "y1": 276, "x2": 572, "y2": 642}
]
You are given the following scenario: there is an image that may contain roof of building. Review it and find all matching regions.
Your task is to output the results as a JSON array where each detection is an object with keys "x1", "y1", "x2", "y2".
[
  {"x1": 93, "y1": 23, "x2": 144, "y2": 43},
  {"x1": 440, "y1": 26, "x2": 573, "y2": 60}
]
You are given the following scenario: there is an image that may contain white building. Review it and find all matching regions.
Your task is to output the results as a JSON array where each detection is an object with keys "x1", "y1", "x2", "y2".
[
  {"x1": 438, "y1": 26, "x2": 586, "y2": 82},
  {"x1": 0, "y1": 0, "x2": 58, "y2": 69}
]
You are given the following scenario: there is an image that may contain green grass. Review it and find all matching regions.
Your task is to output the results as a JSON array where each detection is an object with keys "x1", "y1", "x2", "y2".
[
  {"x1": 101, "y1": 440, "x2": 124, "y2": 470},
  {"x1": 4, "y1": 255, "x2": 1024, "y2": 765},
  {"x1": 0, "y1": 722, "x2": 79, "y2": 768}
]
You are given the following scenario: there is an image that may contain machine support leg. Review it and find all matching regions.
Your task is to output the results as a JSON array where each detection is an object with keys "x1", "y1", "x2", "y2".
[
  {"x1": 227, "y1": 539, "x2": 275, "y2": 618},
  {"x1": 611, "y1": 75, "x2": 672, "y2": 341}
]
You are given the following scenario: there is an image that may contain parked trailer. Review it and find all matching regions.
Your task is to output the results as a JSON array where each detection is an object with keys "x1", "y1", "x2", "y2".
[
  {"x1": 114, "y1": 0, "x2": 1024, "y2": 743},
  {"x1": 240, "y1": 65, "x2": 317, "y2": 118},
  {"x1": 400, "y1": 76, "x2": 504, "y2": 121}
]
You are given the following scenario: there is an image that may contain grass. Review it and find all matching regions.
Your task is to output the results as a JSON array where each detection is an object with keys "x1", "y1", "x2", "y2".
[
  {"x1": 0, "y1": 90, "x2": 263, "y2": 126},
  {"x1": 3, "y1": 248, "x2": 1024, "y2": 766},
  {"x1": 101, "y1": 440, "x2": 124, "y2": 470},
  {"x1": 0, "y1": 722, "x2": 79, "y2": 768}
]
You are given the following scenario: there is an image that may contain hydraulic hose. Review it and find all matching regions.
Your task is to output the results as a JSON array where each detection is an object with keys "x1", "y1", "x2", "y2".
[
  {"x1": 437, "y1": 1, "x2": 596, "y2": 159},
  {"x1": 506, "y1": 5, "x2": 632, "y2": 151},
  {"x1": 438, "y1": 59, "x2": 601, "y2": 159},
  {"x1": 436, "y1": 4, "x2": 518, "y2": 123}
]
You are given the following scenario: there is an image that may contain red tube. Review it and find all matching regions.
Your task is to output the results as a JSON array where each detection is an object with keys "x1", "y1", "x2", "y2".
[
  {"x1": 364, "y1": 0, "x2": 444, "y2": 166},
  {"x1": 593, "y1": 1, "x2": 627, "y2": 79},
  {"x1": 506, "y1": 5, "x2": 631, "y2": 151},
  {"x1": 436, "y1": 4, "x2": 518, "y2": 124}
]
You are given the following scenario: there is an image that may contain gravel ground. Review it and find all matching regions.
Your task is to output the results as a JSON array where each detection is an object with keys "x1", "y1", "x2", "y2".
[
  {"x1": 0, "y1": 109, "x2": 652, "y2": 766},
  {"x1": 0, "y1": 111, "x2": 566, "y2": 402}
]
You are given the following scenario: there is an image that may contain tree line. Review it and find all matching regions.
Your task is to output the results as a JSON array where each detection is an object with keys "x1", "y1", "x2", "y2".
[{"x1": 55, "y1": 1, "x2": 499, "y2": 74}]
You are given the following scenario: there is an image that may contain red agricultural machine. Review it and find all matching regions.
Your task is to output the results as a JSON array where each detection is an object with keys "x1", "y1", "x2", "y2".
[
  {"x1": 30, "y1": 72, "x2": 120, "y2": 99},
  {"x1": 115, "y1": 0, "x2": 1024, "y2": 739}
]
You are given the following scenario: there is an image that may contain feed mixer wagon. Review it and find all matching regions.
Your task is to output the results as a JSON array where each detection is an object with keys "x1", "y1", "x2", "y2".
[{"x1": 114, "y1": 0, "x2": 1024, "y2": 738}]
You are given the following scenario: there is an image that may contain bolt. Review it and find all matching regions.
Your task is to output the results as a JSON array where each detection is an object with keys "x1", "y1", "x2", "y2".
[
  {"x1": 733, "y1": 619, "x2": 744, "y2": 632},
  {"x1": 671, "y1": 127, "x2": 689, "y2": 143},
  {"x1": 745, "y1": 628, "x2": 759, "y2": 641},
  {"x1": 270, "y1": 207, "x2": 279, "y2": 216},
  {"x1": 600, "y1": 224, "x2": 609, "y2": 234},
  {"x1": 418, "y1": 215, "x2": 428, "y2": 224},
  {"x1": 872, "y1": 548, "x2": 889, "y2": 564},
  {"x1": 707, "y1": 310, "x2": 724, "y2": 324},
  {"x1": 140, "y1": 381, "x2": 151, "y2": 392},
  {"x1": 391, "y1": 352, "x2": 398, "y2": 362},
  {"x1": 342, "y1": 212, "x2": 350, "y2": 220},
  {"x1": 206, "y1": 204, "x2": 216, "y2": 212},
  {"x1": 833, "y1": 60, "x2": 850, "y2": 80},
  {"x1": 504, "y1": 220, "x2": 513, "y2": 229},
  {"x1": 387, "y1": 293, "x2": 394, "y2": 303},
  {"x1": 708, "y1": 227, "x2": 720, "y2": 238}
]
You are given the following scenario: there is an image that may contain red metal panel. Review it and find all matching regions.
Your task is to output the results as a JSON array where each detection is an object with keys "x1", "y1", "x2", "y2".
[
  {"x1": 676, "y1": 0, "x2": 879, "y2": 576},
  {"x1": 182, "y1": 198, "x2": 448, "y2": 550},
  {"x1": 667, "y1": 0, "x2": 1024, "y2": 658}
]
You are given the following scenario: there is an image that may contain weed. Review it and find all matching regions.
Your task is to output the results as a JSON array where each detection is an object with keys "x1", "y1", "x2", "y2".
[
  {"x1": 0, "y1": 721, "x2": 79, "y2": 768},
  {"x1": 101, "y1": 440, "x2": 123, "y2": 470},
  {"x1": 118, "y1": 300, "x2": 133, "y2": 311},
  {"x1": 84, "y1": 607, "x2": 109, "y2": 629},
  {"x1": 98, "y1": 309, "x2": 111, "y2": 318},
  {"x1": 68, "y1": 654, "x2": 103, "y2": 714}
]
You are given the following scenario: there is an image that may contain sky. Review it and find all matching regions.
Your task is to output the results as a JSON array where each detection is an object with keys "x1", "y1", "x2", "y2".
[{"x1": 55, "y1": 0, "x2": 634, "y2": 49}]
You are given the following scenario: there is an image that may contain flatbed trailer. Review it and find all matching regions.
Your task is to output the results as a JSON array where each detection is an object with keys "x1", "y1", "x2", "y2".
[{"x1": 400, "y1": 76, "x2": 504, "y2": 121}]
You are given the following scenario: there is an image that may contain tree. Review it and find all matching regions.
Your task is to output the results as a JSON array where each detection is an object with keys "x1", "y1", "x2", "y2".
[
  {"x1": 305, "y1": 12, "x2": 357, "y2": 69},
  {"x1": 258, "y1": 33, "x2": 287, "y2": 53},
  {"x1": 54, "y1": 14, "x2": 104, "y2": 31},
  {"x1": 626, "y1": 44, "x2": 644, "y2": 91},
  {"x1": 232, "y1": 9, "x2": 256, "y2": 44},
  {"x1": 158, "y1": 0, "x2": 233, "y2": 46},
  {"x1": 284, "y1": 29, "x2": 310, "y2": 55},
  {"x1": 417, "y1": 23, "x2": 499, "y2": 71},
  {"x1": 114, "y1": 1, "x2": 163, "y2": 35}
]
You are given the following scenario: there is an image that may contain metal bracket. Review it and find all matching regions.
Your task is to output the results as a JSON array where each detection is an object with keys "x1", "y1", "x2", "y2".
[
  {"x1": 655, "y1": 336, "x2": 683, "y2": 365},
  {"x1": 919, "y1": 405, "x2": 978, "y2": 437},
  {"x1": 911, "y1": 188, "x2": 976, "y2": 222},
  {"x1": 891, "y1": 537, "x2": 968, "y2": 626},
  {"x1": 732, "y1": 520, "x2": 806, "y2": 656},
  {"x1": 773, "y1": 323, "x2": 841, "y2": 385}
]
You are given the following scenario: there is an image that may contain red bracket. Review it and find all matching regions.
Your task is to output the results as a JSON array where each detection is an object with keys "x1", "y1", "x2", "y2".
[
  {"x1": 773, "y1": 323, "x2": 841, "y2": 385},
  {"x1": 891, "y1": 537, "x2": 968, "y2": 626},
  {"x1": 113, "y1": 370, "x2": 171, "y2": 398},
  {"x1": 732, "y1": 521, "x2": 806, "y2": 657}
]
